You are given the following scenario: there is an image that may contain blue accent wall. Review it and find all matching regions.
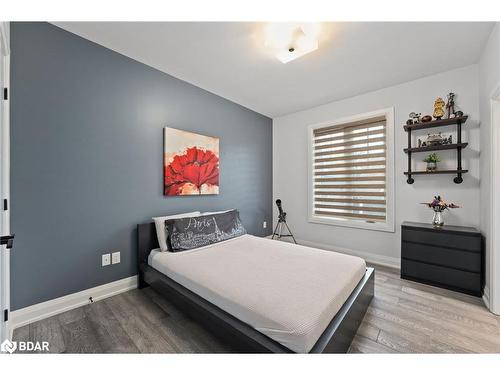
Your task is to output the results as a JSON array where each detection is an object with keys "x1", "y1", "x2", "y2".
[{"x1": 10, "y1": 22, "x2": 272, "y2": 309}]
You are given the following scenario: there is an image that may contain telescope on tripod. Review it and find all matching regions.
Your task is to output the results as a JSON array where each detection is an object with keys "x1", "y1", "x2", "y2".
[{"x1": 272, "y1": 199, "x2": 296, "y2": 244}]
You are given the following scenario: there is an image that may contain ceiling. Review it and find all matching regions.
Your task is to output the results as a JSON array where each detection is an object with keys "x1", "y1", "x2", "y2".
[{"x1": 54, "y1": 22, "x2": 494, "y2": 118}]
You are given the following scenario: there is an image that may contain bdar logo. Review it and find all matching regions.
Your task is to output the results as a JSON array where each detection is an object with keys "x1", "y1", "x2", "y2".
[{"x1": 1, "y1": 339, "x2": 17, "y2": 354}]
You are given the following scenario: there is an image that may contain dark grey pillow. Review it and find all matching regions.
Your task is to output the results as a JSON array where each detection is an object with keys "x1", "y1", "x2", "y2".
[{"x1": 165, "y1": 210, "x2": 246, "y2": 252}]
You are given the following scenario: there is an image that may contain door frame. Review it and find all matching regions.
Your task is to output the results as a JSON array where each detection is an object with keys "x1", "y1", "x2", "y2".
[
  {"x1": 490, "y1": 81, "x2": 500, "y2": 315},
  {"x1": 0, "y1": 21, "x2": 10, "y2": 342}
]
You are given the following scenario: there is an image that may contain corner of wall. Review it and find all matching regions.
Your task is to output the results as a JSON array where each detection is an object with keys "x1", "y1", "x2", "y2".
[{"x1": 478, "y1": 22, "x2": 500, "y2": 312}]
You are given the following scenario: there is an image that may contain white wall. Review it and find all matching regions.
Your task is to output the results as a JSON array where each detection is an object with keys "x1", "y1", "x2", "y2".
[
  {"x1": 273, "y1": 65, "x2": 480, "y2": 267},
  {"x1": 479, "y1": 23, "x2": 500, "y2": 310}
]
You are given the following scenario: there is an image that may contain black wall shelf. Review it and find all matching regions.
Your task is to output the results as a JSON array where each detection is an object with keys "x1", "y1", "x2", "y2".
[
  {"x1": 404, "y1": 115, "x2": 468, "y2": 184},
  {"x1": 403, "y1": 115, "x2": 468, "y2": 131},
  {"x1": 403, "y1": 143, "x2": 468, "y2": 154},
  {"x1": 404, "y1": 169, "x2": 469, "y2": 176}
]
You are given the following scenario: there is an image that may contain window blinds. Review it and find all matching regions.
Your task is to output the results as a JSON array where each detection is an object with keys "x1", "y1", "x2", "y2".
[{"x1": 312, "y1": 115, "x2": 387, "y2": 222}]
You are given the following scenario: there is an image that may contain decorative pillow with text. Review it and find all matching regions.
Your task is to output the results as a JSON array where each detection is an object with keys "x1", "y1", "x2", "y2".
[{"x1": 166, "y1": 210, "x2": 246, "y2": 252}]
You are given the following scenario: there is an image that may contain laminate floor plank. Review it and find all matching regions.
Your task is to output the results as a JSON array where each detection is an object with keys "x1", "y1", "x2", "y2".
[
  {"x1": 367, "y1": 300, "x2": 500, "y2": 352},
  {"x1": 57, "y1": 307, "x2": 86, "y2": 325},
  {"x1": 117, "y1": 314, "x2": 178, "y2": 353},
  {"x1": 12, "y1": 264, "x2": 500, "y2": 354},
  {"x1": 396, "y1": 295, "x2": 500, "y2": 333},
  {"x1": 384, "y1": 297, "x2": 500, "y2": 348},
  {"x1": 142, "y1": 287, "x2": 186, "y2": 321},
  {"x1": 105, "y1": 294, "x2": 180, "y2": 353},
  {"x1": 12, "y1": 324, "x2": 31, "y2": 354},
  {"x1": 29, "y1": 316, "x2": 66, "y2": 353},
  {"x1": 349, "y1": 335, "x2": 398, "y2": 354},
  {"x1": 60, "y1": 316, "x2": 103, "y2": 353},
  {"x1": 384, "y1": 309, "x2": 498, "y2": 351},
  {"x1": 83, "y1": 302, "x2": 140, "y2": 353},
  {"x1": 364, "y1": 312, "x2": 477, "y2": 354},
  {"x1": 153, "y1": 316, "x2": 199, "y2": 353},
  {"x1": 103, "y1": 293, "x2": 135, "y2": 321},
  {"x1": 376, "y1": 329, "x2": 429, "y2": 353},
  {"x1": 120, "y1": 288, "x2": 169, "y2": 323},
  {"x1": 356, "y1": 321, "x2": 380, "y2": 341},
  {"x1": 376, "y1": 283, "x2": 498, "y2": 327},
  {"x1": 12, "y1": 324, "x2": 30, "y2": 342}
]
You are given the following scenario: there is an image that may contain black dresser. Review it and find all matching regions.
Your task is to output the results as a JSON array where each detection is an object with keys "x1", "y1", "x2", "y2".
[{"x1": 401, "y1": 222, "x2": 483, "y2": 297}]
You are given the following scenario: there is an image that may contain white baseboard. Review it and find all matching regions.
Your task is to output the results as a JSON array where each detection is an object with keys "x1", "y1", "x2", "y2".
[
  {"x1": 297, "y1": 238, "x2": 400, "y2": 270},
  {"x1": 483, "y1": 285, "x2": 490, "y2": 310},
  {"x1": 9, "y1": 275, "x2": 137, "y2": 338}
]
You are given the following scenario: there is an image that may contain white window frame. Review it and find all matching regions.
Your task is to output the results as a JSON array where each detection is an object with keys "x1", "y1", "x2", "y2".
[{"x1": 307, "y1": 107, "x2": 395, "y2": 233}]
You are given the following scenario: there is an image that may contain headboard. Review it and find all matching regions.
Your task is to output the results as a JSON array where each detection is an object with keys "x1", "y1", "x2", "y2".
[{"x1": 137, "y1": 222, "x2": 159, "y2": 266}]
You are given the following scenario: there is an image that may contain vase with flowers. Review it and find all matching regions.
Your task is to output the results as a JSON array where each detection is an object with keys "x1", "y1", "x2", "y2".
[{"x1": 421, "y1": 195, "x2": 460, "y2": 227}]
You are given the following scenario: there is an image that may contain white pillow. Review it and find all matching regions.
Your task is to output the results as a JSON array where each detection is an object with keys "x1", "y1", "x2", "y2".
[
  {"x1": 201, "y1": 209, "x2": 233, "y2": 216},
  {"x1": 152, "y1": 211, "x2": 201, "y2": 251}
]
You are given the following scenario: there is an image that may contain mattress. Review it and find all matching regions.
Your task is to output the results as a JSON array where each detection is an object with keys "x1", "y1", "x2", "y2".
[{"x1": 148, "y1": 234, "x2": 366, "y2": 353}]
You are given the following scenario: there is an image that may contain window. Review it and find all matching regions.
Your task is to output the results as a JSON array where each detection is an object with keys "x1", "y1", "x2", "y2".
[{"x1": 308, "y1": 108, "x2": 394, "y2": 232}]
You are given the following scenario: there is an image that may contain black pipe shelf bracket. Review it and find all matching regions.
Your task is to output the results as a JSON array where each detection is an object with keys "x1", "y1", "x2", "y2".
[{"x1": 403, "y1": 115, "x2": 468, "y2": 184}]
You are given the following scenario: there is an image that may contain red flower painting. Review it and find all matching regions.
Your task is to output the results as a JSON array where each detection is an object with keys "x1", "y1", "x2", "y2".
[{"x1": 164, "y1": 128, "x2": 220, "y2": 196}]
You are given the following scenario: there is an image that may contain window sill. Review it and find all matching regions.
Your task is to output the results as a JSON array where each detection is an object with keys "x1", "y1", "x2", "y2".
[{"x1": 308, "y1": 214, "x2": 395, "y2": 233}]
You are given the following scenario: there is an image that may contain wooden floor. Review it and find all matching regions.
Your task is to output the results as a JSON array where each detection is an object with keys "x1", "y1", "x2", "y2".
[{"x1": 13, "y1": 265, "x2": 500, "y2": 353}]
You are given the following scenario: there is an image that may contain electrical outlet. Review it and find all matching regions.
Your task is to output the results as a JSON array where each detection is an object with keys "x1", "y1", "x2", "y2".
[
  {"x1": 102, "y1": 253, "x2": 111, "y2": 267},
  {"x1": 263, "y1": 221, "x2": 267, "y2": 229},
  {"x1": 112, "y1": 251, "x2": 121, "y2": 265}
]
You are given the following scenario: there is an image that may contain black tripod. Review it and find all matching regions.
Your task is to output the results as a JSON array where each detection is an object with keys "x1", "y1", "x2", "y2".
[{"x1": 271, "y1": 199, "x2": 297, "y2": 244}]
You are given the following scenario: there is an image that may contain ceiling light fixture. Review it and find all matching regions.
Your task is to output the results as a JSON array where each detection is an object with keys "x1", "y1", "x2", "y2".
[{"x1": 264, "y1": 23, "x2": 321, "y2": 63}]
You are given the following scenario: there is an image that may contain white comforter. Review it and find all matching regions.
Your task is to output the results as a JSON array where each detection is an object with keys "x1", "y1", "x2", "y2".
[{"x1": 148, "y1": 234, "x2": 366, "y2": 353}]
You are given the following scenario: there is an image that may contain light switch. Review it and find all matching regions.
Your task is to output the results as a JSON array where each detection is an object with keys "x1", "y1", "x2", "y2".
[{"x1": 112, "y1": 251, "x2": 121, "y2": 265}]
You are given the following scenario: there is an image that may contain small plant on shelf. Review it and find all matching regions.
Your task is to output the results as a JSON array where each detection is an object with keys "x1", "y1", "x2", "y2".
[{"x1": 423, "y1": 153, "x2": 440, "y2": 171}]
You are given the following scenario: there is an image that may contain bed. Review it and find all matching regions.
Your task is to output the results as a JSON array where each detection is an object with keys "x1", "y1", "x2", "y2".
[{"x1": 137, "y1": 222, "x2": 374, "y2": 353}]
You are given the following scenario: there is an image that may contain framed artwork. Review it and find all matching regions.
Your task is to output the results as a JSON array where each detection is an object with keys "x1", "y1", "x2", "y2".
[{"x1": 164, "y1": 127, "x2": 220, "y2": 196}]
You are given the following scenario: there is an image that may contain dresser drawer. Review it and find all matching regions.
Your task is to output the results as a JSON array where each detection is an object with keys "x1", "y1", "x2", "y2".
[
  {"x1": 401, "y1": 259, "x2": 481, "y2": 295},
  {"x1": 402, "y1": 228, "x2": 481, "y2": 252},
  {"x1": 402, "y1": 242, "x2": 481, "y2": 273}
]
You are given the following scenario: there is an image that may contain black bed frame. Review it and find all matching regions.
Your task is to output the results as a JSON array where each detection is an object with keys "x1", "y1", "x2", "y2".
[{"x1": 137, "y1": 222, "x2": 374, "y2": 353}]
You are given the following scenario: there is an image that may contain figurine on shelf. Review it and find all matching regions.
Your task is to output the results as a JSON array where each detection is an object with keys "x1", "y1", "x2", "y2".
[
  {"x1": 446, "y1": 92, "x2": 456, "y2": 119},
  {"x1": 433, "y1": 97, "x2": 446, "y2": 120},
  {"x1": 426, "y1": 132, "x2": 445, "y2": 146},
  {"x1": 421, "y1": 115, "x2": 432, "y2": 122},
  {"x1": 408, "y1": 112, "x2": 421, "y2": 125},
  {"x1": 418, "y1": 133, "x2": 452, "y2": 148}
]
